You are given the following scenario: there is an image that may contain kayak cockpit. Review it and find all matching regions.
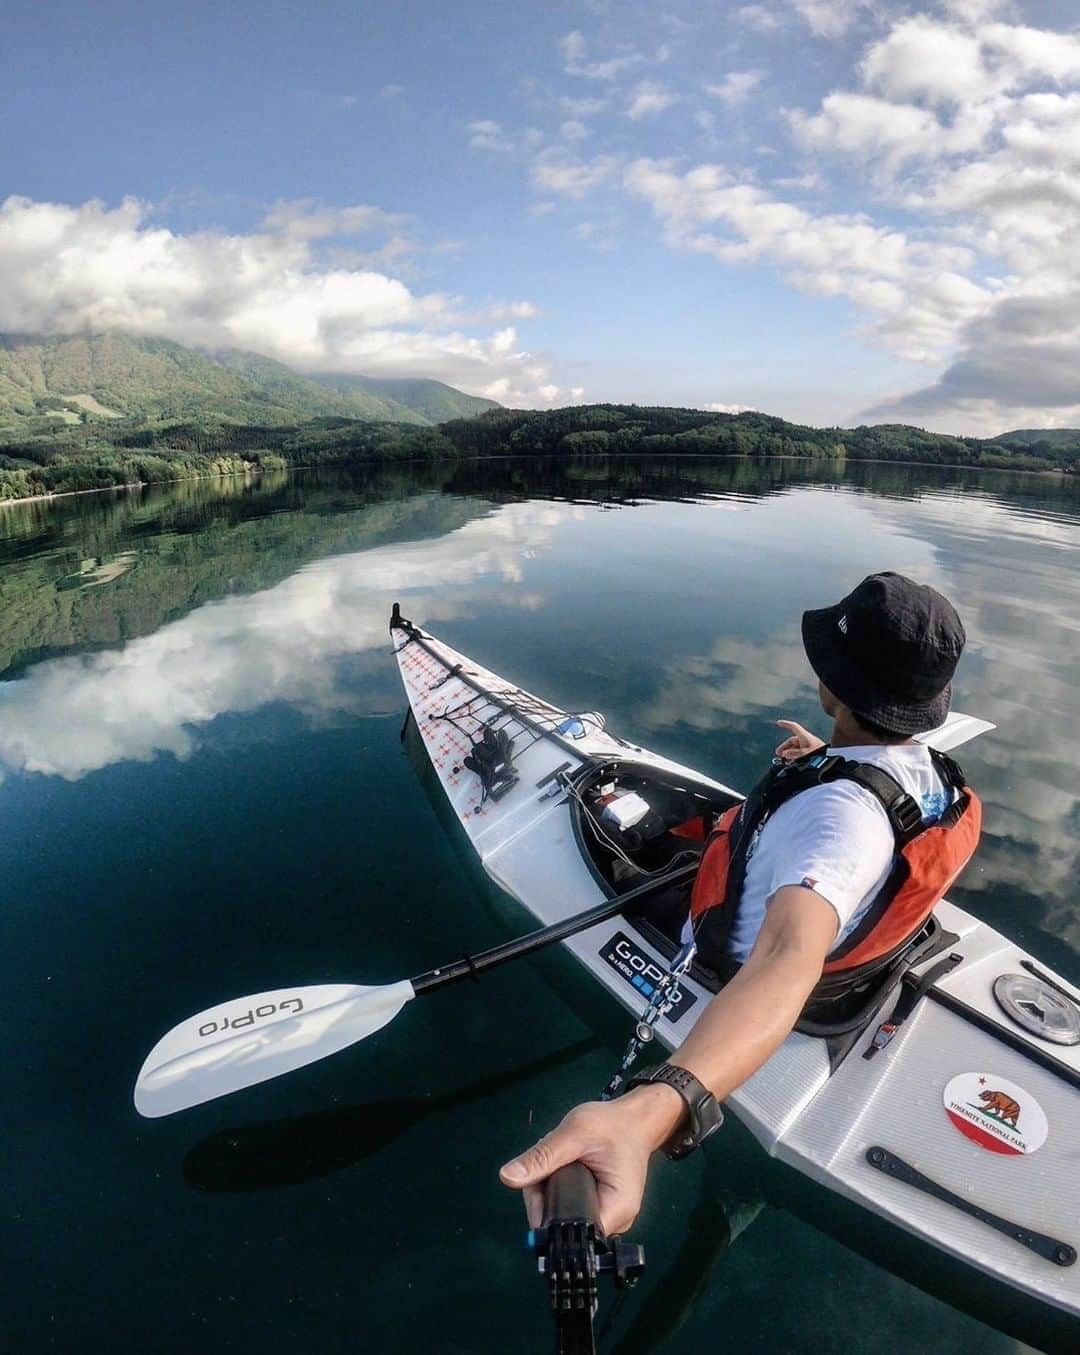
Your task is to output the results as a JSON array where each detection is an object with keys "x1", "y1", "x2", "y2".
[
  {"x1": 565, "y1": 758, "x2": 732, "y2": 964},
  {"x1": 565, "y1": 758, "x2": 734, "y2": 900}
]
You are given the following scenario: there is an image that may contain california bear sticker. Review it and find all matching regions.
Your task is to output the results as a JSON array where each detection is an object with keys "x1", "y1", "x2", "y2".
[{"x1": 943, "y1": 1072, "x2": 1048, "y2": 1156}]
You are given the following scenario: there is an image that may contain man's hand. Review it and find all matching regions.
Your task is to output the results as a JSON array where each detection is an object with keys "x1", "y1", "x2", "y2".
[
  {"x1": 775, "y1": 719, "x2": 825, "y2": 761},
  {"x1": 499, "y1": 1084, "x2": 684, "y2": 1235}
]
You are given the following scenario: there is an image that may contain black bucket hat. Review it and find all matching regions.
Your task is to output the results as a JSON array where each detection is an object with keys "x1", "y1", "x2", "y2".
[{"x1": 801, "y1": 573, "x2": 965, "y2": 736}]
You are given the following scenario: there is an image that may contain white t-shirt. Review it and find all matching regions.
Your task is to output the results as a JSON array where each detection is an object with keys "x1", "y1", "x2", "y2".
[{"x1": 686, "y1": 744, "x2": 953, "y2": 963}]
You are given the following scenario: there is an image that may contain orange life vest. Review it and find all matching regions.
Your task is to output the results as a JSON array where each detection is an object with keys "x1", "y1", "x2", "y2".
[{"x1": 688, "y1": 748, "x2": 982, "y2": 982}]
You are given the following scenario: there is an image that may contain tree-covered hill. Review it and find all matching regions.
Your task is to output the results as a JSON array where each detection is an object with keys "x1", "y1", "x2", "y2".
[
  {"x1": 1, "y1": 396, "x2": 1076, "y2": 504},
  {"x1": 308, "y1": 372, "x2": 498, "y2": 423},
  {"x1": 988, "y1": 428, "x2": 1080, "y2": 451},
  {"x1": 434, "y1": 404, "x2": 1079, "y2": 470},
  {"x1": 0, "y1": 333, "x2": 497, "y2": 431}
]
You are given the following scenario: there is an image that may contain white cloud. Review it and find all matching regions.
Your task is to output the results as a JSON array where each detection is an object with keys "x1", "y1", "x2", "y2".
[
  {"x1": 784, "y1": 7, "x2": 1080, "y2": 428},
  {"x1": 789, "y1": 92, "x2": 994, "y2": 172},
  {"x1": 0, "y1": 195, "x2": 559, "y2": 401},
  {"x1": 262, "y1": 200, "x2": 403, "y2": 240},
  {"x1": 865, "y1": 292, "x2": 1080, "y2": 434},
  {"x1": 560, "y1": 30, "x2": 587, "y2": 65},
  {"x1": 626, "y1": 81, "x2": 676, "y2": 121},
  {"x1": 473, "y1": 300, "x2": 540, "y2": 321},
  {"x1": 861, "y1": 15, "x2": 1080, "y2": 108},
  {"x1": 771, "y1": 170, "x2": 824, "y2": 191},
  {"x1": 942, "y1": 0, "x2": 1011, "y2": 19},
  {"x1": 582, "y1": 54, "x2": 644, "y2": 82},
  {"x1": 531, "y1": 151, "x2": 618, "y2": 198},
  {"x1": 623, "y1": 158, "x2": 992, "y2": 364},
  {"x1": 790, "y1": 0, "x2": 869, "y2": 40},
  {"x1": 346, "y1": 234, "x2": 419, "y2": 271},
  {"x1": 467, "y1": 119, "x2": 514, "y2": 151},
  {"x1": 737, "y1": 4, "x2": 781, "y2": 32},
  {"x1": 379, "y1": 83, "x2": 404, "y2": 99},
  {"x1": 706, "y1": 71, "x2": 762, "y2": 107},
  {"x1": 561, "y1": 120, "x2": 589, "y2": 142},
  {"x1": 705, "y1": 402, "x2": 752, "y2": 413},
  {"x1": 561, "y1": 29, "x2": 643, "y2": 82}
]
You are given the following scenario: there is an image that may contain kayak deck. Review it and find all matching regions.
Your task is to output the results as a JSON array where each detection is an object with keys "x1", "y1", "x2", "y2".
[{"x1": 391, "y1": 613, "x2": 1080, "y2": 1321}]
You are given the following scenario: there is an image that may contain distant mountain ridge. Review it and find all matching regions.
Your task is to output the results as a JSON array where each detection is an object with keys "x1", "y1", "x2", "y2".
[
  {"x1": 309, "y1": 372, "x2": 500, "y2": 424},
  {"x1": 2, "y1": 361, "x2": 1076, "y2": 505},
  {"x1": 0, "y1": 333, "x2": 499, "y2": 429},
  {"x1": 988, "y1": 428, "x2": 1080, "y2": 448}
]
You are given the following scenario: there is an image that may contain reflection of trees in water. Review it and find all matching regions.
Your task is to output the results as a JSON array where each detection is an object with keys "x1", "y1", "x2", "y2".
[
  {"x1": 3, "y1": 456, "x2": 1077, "y2": 908},
  {"x1": 0, "y1": 464, "x2": 478, "y2": 677},
  {"x1": 443, "y1": 452, "x2": 1080, "y2": 511}
]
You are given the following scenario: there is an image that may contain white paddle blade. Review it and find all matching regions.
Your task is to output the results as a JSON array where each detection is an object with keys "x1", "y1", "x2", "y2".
[
  {"x1": 133, "y1": 980, "x2": 415, "y2": 1118},
  {"x1": 915, "y1": 710, "x2": 996, "y2": 753}
]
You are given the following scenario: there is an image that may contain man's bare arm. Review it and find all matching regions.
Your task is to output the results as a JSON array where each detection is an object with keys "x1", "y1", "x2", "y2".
[
  {"x1": 663, "y1": 883, "x2": 839, "y2": 1102},
  {"x1": 500, "y1": 886, "x2": 839, "y2": 1234}
]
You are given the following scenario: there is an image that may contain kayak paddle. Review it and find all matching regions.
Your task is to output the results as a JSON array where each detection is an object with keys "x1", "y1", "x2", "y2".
[{"x1": 134, "y1": 859, "x2": 698, "y2": 1118}]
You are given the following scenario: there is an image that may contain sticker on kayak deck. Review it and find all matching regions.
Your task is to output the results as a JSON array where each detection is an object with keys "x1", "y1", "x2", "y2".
[
  {"x1": 943, "y1": 1073, "x2": 1048, "y2": 1156},
  {"x1": 599, "y1": 932, "x2": 698, "y2": 1024}
]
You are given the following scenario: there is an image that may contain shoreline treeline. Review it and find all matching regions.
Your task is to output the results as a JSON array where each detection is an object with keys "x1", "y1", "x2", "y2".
[{"x1": 2, "y1": 403, "x2": 1076, "y2": 503}]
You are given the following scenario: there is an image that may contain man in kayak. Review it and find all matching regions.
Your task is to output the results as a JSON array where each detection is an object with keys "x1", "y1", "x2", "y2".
[{"x1": 501, "y1": 572, "x2": 973, "y2": 1235}]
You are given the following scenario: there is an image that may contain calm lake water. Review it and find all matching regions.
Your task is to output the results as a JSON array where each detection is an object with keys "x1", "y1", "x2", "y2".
[{"x1": 1, "y1": 456, "x2": 1077, "y2": 1354}]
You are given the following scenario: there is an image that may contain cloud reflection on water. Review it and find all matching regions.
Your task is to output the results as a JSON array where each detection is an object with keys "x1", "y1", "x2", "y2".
[
  {"x1": 1, "y1": 475, "x2": 1075, "y2": 957},
  {"x1": 631, "y1": 485, "x2": 1079, "y2": 947},
  {"x1": 0, "y1": 501, "x2": 571, "y2": 781}
]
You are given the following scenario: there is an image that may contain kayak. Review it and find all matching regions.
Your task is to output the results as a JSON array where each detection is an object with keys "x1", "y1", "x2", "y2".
[{"x1": 390, "y1": 609, "x2": 1080, "y2": 1323}]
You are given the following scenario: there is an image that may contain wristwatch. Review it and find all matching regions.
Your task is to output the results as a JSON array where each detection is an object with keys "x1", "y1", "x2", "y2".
[{"x1": 624, "y1": 1063, "x2": 724, "y2": 1160}]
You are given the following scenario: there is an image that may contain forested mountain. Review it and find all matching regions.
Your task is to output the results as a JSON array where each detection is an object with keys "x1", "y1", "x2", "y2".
[
  {"x1": 989, "y1": 428, "x2": 1080, "y2": 450},
  {"x1": 0, "y1": 333, "x2": 496, "y2": 430},
  {"x1": 308, "y1": 373, "x2": 498, "y2": 423},
  {"x1": 432, "y1": 404, "x2": 1080, "y2": 470}
]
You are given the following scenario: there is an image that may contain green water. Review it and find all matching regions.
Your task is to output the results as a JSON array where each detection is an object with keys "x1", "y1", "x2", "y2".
[{"x1": 1, "y1": 457, "x2": 1076, "y2": 1353}]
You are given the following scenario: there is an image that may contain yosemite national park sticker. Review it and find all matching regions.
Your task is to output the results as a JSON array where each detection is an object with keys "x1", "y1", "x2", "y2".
[{"x1": 943, "y1": 1072, "x2": 1048, "y2": 1155}]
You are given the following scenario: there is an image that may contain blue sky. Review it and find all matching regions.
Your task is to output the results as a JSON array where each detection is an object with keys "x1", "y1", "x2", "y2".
[{"x1": 3, "y1": 0, "x2": 1079, "y2": 433}]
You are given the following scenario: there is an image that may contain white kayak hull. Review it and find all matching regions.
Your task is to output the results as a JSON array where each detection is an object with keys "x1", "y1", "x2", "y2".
[{"x1": 391, "y1": 616, "x2": 1080, "y2": 1322}]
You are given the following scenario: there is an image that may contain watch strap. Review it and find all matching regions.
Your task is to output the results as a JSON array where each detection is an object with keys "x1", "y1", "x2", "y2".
[{"x1": 624, "y1": 1063, "x2": 724, "y2": 1160}]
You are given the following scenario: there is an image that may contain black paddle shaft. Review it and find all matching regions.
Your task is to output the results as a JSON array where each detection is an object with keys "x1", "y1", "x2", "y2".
[{"x1": 409, "y1": 861, "x2": 698, "y2": 996}]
